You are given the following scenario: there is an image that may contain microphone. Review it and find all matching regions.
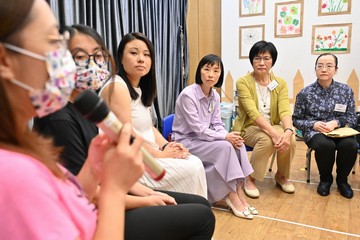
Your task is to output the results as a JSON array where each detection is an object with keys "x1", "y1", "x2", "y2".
[{"x1": 73, "y1": 89, "x2": 165, "y2": 181}]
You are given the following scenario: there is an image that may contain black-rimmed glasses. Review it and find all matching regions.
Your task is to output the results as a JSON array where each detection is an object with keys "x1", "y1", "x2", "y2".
[{"x1": 72, "y1": 49, "x2": 109, "y2": 67}]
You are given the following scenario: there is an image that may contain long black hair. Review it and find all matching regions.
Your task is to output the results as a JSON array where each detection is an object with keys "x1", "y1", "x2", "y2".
[{"x1": 113, "y1": 32, "x2": 157, "y2": 107}]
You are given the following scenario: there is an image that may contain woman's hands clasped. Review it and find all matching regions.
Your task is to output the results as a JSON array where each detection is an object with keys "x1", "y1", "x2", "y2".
[
  {"x1": 270, "y1": 129, "x2": 292, "y2": 152},
  {"x1": 161, "y1": 142, "x2": 190, "y2": 159},
  {"x1": 225, "y1": 131, "x2": 244, "y2": 148},
  {"x1": 313, "y1": 120, "x2": 338, "y2": 133}
]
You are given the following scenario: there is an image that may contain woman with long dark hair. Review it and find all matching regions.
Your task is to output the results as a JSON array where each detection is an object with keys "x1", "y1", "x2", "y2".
[
  {"x1": 35, "y1": 24, "x2": 215, "y2": 240},
  {"x1": 100, "y1": 32, "x2": 208, "y2": 198}
]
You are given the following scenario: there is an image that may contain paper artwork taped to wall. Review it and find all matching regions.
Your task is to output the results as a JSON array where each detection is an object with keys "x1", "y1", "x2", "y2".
[
  {"x1": 239, "y1": 24, "x2": 265, "y2": 59},
  {"x1": 275, "y1": 0, "x2": 303, "y2": 38},
  {"x1": 239, "y1": 0, "x2": 265, "y2": 17},
  {"x1": 311, "y1": 23, "x2": 352, "y2": 54},
  {"x1": 318, "y1": 0, "x2": 351, "y2": 16}
]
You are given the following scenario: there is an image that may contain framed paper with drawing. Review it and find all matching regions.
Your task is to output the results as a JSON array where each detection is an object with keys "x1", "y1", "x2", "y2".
[
  {"x1": 274, "y1": 0, "x2": 304, "y2": 38},
  {"x1": 239, "y1": 24, "x2": 265, "y2": 59},
  {"x1": 239, "y1": 0, "x2": 265, "y2": 17},
  {"x1": 318, "y1": 0, "x2": 352, "y2": 16},
  {"x1": 311, "y1": 23, "x2": 352, "y2": 54}
]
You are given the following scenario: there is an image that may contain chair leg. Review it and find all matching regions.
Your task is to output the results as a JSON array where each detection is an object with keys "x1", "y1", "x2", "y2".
[
  {"x1": 269, "y1": 151, "x2": 276, "y2": 172},
  {"x1": 306, "y1": 148, "x2": 312, "y2": 183},
  {"x1": 352, "y1": 154, "x2": 359, "y2": 174}
]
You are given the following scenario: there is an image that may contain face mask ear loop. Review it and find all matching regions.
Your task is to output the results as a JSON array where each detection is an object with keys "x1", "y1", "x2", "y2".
[
  {"x1": 3, "y1": 43, "x2": 46, "y2": 61},
  {"x1": 10, "y1": 79, "x2": 35, "y2": 92}
]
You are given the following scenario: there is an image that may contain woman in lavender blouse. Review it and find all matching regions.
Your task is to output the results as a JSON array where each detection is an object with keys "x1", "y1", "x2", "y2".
[{"x1": 172, "y1": 54, "x2": 256, "y2": 220}]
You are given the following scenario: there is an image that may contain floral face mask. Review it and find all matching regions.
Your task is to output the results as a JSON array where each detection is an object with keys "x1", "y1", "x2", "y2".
[
  {"x1": 75, "y1": 59, "x2": 110, "y2": 91},
  {"x1": 4, "y1": 43, "x2": 76, "y2": 117}
]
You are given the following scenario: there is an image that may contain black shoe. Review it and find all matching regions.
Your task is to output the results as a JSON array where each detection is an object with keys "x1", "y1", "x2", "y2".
[
  {"x1": 337, "y1": 182, "x2": 353, "y2": 199},
  {"x1": 317, "y1": 181, "x2": 332, "y2": 196}
]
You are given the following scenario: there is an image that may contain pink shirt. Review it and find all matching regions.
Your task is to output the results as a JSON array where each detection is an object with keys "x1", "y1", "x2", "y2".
[{"x1": 0, "y1": 148, "x2": 97, "y2": 240}]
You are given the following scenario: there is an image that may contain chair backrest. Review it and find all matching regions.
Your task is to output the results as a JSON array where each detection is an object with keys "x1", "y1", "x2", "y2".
[{"x1": 162, "y1": 114, "x2": 175, "y2": 141}]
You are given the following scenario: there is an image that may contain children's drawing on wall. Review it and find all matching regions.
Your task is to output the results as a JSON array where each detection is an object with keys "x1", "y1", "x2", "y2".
[
  {"x1": 239, "y1": 0, "x2": 265, "y2": 17},
  {"x1": 239, "y1": 24, "x2": 264, "y2": 59},
  {"x1": 274, "y1": 0, "x2": 304, "y2": 38},
  {"x1": 318, "y1": 0, "x2": 352, "y2": 16},
  {"x1": 311, "y1": 23, "x2": 352, "y2": 54}
]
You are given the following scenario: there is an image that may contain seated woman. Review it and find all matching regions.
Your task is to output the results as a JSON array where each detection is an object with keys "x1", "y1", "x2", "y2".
[
  {"x1": 293, "y1": 53, "x2": 357, "y2": 199},
  {"x1": 232, "y1": 40, "x2": 296, "y2": 198},
  {"x1": 0, "y1": 1, "x2": 144, "y2": 239},
  {"x1": 35, "y1": 24, "x2": 215, "y2": 239},
  {"x1": 172, "y1": 54, "x2": 257, "y2": 220},
  {"x1": 100, "y1": 32, "x2": 208, "y2": 198}
]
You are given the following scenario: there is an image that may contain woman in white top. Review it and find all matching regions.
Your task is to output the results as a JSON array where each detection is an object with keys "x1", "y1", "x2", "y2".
[{"x1": 100, "y1": 32, "x2": 207, "y2": 198}]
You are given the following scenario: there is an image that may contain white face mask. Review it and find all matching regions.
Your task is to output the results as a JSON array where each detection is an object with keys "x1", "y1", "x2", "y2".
[
  {"x1": 4, "y1": 43, "x2": 76, "y2": 117},
  {"x1": 75, "y1": 60, "x2": 110, "y2": 91}
]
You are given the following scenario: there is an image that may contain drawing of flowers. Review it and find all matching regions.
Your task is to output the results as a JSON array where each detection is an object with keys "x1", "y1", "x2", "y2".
[
  {"x1": 242, "y1": 0, "x2": 262, "y2": 14},
  {"x1": 321, "y1": 0, "x2": 348, "y2": 13},
  {"x1": 290, "y1": 6, "x2": 299, "y2": 15},
  {"x1": 275, "y1": 1, "x2": 302, "y2": 37},
  {"x1": 314, "y1": 27, "x2": 349, "y2": 52}
]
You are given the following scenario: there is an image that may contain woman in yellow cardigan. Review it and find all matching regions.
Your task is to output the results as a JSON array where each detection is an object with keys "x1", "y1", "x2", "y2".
[{"x1": 232, "y1": 41, "x2": 296, "y2": 198}]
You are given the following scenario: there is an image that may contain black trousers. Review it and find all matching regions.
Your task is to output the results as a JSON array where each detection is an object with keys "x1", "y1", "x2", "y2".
[
  {"x1": 307, "y1": 134, "x2": 357, "y2": 184},
  {"x1": 124, "y1": 191, "x2": 215, "y2": 240}
]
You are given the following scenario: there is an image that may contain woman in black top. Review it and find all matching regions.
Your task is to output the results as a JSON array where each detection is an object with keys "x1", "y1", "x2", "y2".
[{"x1": 35, "y1": 24, "x2": 215, "y2": 240}]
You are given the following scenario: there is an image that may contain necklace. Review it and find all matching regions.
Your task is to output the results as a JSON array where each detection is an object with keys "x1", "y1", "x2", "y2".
[{"x1": 256, "y1": 82, "x2": 269, "y2": 108}]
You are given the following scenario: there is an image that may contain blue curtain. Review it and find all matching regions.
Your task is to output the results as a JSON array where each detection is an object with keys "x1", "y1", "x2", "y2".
[{"x1": 47, "y1": 0, "x2": 188, "y2": 122}]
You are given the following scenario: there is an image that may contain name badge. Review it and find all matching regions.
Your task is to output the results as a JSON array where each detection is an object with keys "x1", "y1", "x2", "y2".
[
  {"x1": 334, "y1": 103, "x2": 347, "y2": 113},
  {"x1": 267, "y1": 80, "x2": 278, "y2": 91}
]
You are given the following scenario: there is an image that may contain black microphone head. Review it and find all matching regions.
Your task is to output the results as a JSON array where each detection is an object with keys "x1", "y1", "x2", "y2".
[{"x1": 73, "y1": 90, "x2": 109, "y2": 123}]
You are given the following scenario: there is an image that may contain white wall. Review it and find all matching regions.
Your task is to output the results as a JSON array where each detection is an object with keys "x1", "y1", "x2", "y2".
[{"x1": 221, "y1": 0, "x2": 360, "y2": 99}]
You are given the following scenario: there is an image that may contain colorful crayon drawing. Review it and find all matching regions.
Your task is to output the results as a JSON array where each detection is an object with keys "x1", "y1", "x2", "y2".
[
  {"x1": 240, "y1": 0, "x2": 265, "y2": 17},
  {"x1": 275, "y1": 0, "x2": 303, "y2": 38},
  {"x1": 311, "y1": 23, "x2": 352, "y2": 54}
]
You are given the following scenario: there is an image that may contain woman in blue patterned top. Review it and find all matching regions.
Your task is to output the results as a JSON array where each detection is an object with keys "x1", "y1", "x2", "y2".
[{"x1": 293, "y1": 53, "x2": 357, "y2": 199}]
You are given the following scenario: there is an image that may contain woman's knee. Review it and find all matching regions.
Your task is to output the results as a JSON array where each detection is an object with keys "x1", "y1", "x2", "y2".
[
  {"x1": 184, "y1": 155, "x2": 206, "y2": 173},
  {"x1": 253, "y1": 135, "x2": 274, "y2": 151},
  {"x1": 310, "y1": 134, "x2": 336, "y2": 151},
  {"x1": 290, "y1": 137, "x2": 296, "y2": 150},
  {"x1": 338, "y1": 137, "x2": 357, "y2": 151}
]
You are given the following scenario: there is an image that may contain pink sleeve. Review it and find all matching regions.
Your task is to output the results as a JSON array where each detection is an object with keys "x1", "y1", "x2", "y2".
[{"x1": 0, "y1": 154, "x2": 80, "y2": 240}]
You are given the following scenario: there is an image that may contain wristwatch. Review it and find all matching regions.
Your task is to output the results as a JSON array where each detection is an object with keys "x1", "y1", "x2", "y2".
[{"x1": 284, "y1": 128, "x2": 294, "y2": 134}]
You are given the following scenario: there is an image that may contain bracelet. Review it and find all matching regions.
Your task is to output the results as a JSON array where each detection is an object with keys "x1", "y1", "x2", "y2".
[
  {"x1": 284, "y1": 128, "x2": 294, "y2": 134},
  {"x1": 160, "y1": 142, "x2": 169, "y2": 151}
]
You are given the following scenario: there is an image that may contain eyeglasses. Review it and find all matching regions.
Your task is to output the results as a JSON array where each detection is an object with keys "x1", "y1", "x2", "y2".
[
  {"x1": 315, "y1": 64, "x2": 335, "y2": 70},
  {"x1": 253, "y1": 56, "x2": 272, "y2": 63},
  {"x1": 72, "y1": 49, "x2": 110, "y2": 67}
]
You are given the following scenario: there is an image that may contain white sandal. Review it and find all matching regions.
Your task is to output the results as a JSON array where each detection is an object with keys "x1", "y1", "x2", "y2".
[
  {"x1": 247, "y1": 205, "x2": 258, "y2": 215},
  {"x1": 225, "y1": 197, "x2": 254, "y2": 220}
]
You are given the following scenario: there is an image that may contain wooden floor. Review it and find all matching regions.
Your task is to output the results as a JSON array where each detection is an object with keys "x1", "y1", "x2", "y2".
[{"x1": 212, "y1": 140, "x2": 360, "y2": 240}]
